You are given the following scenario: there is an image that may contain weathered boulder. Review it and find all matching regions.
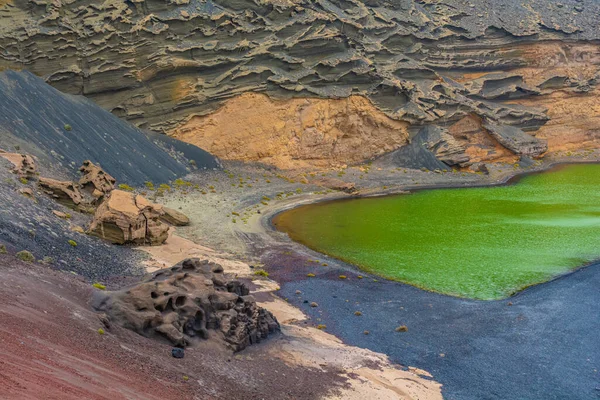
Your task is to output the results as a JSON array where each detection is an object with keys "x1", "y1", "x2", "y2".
[
  {"x1": 92, "y1": 258, "x2": 279, "y2": 351},
  {"x1": 159, "y1": 206, "x2": 190, "y2": 226},
  {"x1": 38, "y1": 177, "x2": 87, "y2": 210},
  {"x1": 79, "y1": 160, "x2": 116, "y2": 200},
  {"x1": 0, "y1": 150, "x2": 37, "y2": 177},
  {"x1": 88, "y1": 190, "x2": 169, "y2": 245},
  {"x1": 483, "y1": 121, "x2": 548, "y2": 157},
  {"x1": 419, "y1": 126, "x2": 471, "y2": 167}
]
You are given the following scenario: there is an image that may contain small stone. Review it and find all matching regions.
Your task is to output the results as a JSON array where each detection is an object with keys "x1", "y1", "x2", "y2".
[
  {"x1": 295, "y1": 290, "x2": 302, "y2": 295},
  {"x1": 395, "y1": 325, "x2": 408, "y2": 332},
  {"x1": 172, "y1": 347, "x2": 185, "y2": 359},
  {"x1": 354, "y1": 311, "x2": 362, "y2": 316},
  {"x1": 507, "y1": 302, "x2": 513, "y2": 306},
  {"x1": 363, "y1": 330, "x2": 370, "y2": 335},
  {"x1": 310, "y1": 302, "x2": 318, "y2": 308}
]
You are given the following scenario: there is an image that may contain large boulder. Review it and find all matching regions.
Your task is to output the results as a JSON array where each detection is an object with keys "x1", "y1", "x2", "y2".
[
  {"x1": 79, "y1": 160, "x2": 115, "y2": 200},
  {"x1": 92, "y1": 258, "x2": 279, "y2": 351},
  {"x1": 0, "y1": 150, "x2": 37, "y2": 177},
  {"x1": 88, "y1": 190, "x2": 169, "y2": 245}
]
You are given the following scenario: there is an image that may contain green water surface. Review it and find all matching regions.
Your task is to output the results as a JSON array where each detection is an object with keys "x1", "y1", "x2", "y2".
[{"x1": 273, "y1": 164, "x2": 600, "y2": 300}]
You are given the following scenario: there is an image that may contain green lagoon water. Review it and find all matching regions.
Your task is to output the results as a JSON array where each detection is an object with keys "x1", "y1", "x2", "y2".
[{"x1": 273, "y1": 164, "x2": 600, "y2": 300}]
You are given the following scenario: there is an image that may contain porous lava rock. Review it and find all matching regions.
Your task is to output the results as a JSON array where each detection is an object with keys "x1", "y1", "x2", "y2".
[
  {"x1": 93, "y1": 258, "x2": 279, "y2": 351},
  {"x1": 88, "y1": 190, "x2": 169, "y2": 245},
  {"x1": 79, "y1": 160, "x2": 116, "y2": 200},
  {"x1": 0, "y1": 150, "x2": 37, "y2": 177}
]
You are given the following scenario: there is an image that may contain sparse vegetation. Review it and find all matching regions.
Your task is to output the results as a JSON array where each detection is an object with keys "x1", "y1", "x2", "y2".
[
  {"x1": 118, "y1": 183, "x2": 134, "y2": 192},
  {"x1": 64, "y1": 124, "x2": 72, "y2": 131},
  {"x1": 316, "y1": 324, "x2": 326, "y2": 330},
  {"x1": 339, "y1": 275, "x2": 347, "y2": 279},
  {"x1": 145, "y1": 181, "x2": 155, "y2": 190},
  {"x1": 19, "y1": 177, "x2": 28, "y2": 184},
  {"x1": 395, "y1": 325, "x2": 408, "y2": 332},
  {"x1": 16, "y1": 250, "x2": 34, "y2": 262},
  {"x1": 92, "y1": 283, "x2": 106, "y2": 290},
  {"x1": 306, "y1": 273, "x2": 316, "y2": 277},
  {"x1": 254, "y1": 269, "x2": 269, "y2": 277},
  {"x1": 354, "y1": 311, "x2": 362, "y2": 316},
  {"x1": 98, "y1": 328, "x2": 105, "y2": 335},
  {"x1": 0, "y1": 244, "x2": 6, "y2": 254},
  {"x1": 68, "y1": 239, "x2": 77, "y2": 247}
]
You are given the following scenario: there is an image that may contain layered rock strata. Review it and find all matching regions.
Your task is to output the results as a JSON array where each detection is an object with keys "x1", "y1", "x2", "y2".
[{"x1": 1, "y1": 0, "x2": 599, "y2": 168}]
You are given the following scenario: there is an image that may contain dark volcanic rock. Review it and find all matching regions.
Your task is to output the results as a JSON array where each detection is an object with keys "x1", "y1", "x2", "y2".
[
  {"x1": 483, "y1": 121, "x2": 548, "y2": 157},
  {"x1": 93, "y1": 258, "x2": 280, "y2": 351}
]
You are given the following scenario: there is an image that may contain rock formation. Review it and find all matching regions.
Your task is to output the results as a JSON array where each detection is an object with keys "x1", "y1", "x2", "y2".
[
  {"x1": 0, "y1": 150, "x2": 37, "y2": 177},
  {"x1": 1, "y1": 0, "x2": 599, "y2": 169},
  {"x1": 79, "y1": 160, "x2": 116, "y2": 201},
  {"x1": 38, "y1": 177, "x2": 88, "y2": 211},
  {"x1": 93, "y1": 258, "x2": 279, "y2": 351},
  {"x1": 88, "y1": 190, "x2": 170, "y2": 245}
]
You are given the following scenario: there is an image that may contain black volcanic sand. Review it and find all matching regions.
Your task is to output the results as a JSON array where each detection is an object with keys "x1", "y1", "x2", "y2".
[
  {"x1": 264, "y1": 249, "x2": 600, "y2": 400},
  {"x1": 0, "y1": 70, "x2": 219, "y2": 185}
]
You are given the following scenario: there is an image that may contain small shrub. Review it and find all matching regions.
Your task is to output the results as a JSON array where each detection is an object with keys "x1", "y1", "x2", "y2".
[
  {"x1": 92, "y1": 283, "x2": 106, "y2": 290},
  {"x1": 357, "y1": 275, "x2": 363, "y2": 279},
  {"x1": 354, "y1": 311, "x2": 362, "y2": 316},
  {"x1": 316, "y1": 324, "x2": 326, "y2": 330},
  {"x1": 68, "y1": 239, "x2": 77, "y2": 247},
  {"x1": 254, "y1": 269, "x2": 269, "y2": 277},
  {"x1": 97, "y1": 328, "x2": 105, "y2": 335},
  {"x1": 145, "y1": 181, "x2": 155, "y2": 190},
  {"x1": 183, "y1": 375, "x2": 189, "y2": 381},
  {"x1": 16, "y1": 250, "x2": 34, "y2": 262},
  {"x1": 118, "y1": 183, "x2": 134, "y2": 192},
  {"x1": 310, "y1": 302, "x2": 318, "y2": 307},
  {"x1": 338, "y1": 275, "x2": 347, "y2": 279},
  {"x1": 159, "y1": 183, "x2": 171, "y2": 191},
  {"x1": 0, "y1": 244, "x2": 6, "y2": 254},
  {"x1": 322, "y1": 263, "x2": 328, "y2": 267},
  {"x1": 395, "y1": 325, "x2": 408, "y2": 332},
  {"x1": 306, "y1": 273, "x2": 316, "y2": 277},
  {"x1": 19, "y1": 177, "x2": 28, "y2": 184},
  {"x1": 41, "y1": 256, "x2": 54, "y2": 264},
  {"x1": 64, "y1": 124, "x2": 72, "y2": 131}
]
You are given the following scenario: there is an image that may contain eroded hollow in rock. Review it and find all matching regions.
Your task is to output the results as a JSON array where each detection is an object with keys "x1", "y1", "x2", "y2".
[{"x1": 93, "y1": 258, "x2": 279, "y2": 351}]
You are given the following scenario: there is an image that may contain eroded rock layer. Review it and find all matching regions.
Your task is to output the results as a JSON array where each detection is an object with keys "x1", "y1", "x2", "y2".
[{"x1": 1, "y1": 0, "x2": 600, "y2": 167}]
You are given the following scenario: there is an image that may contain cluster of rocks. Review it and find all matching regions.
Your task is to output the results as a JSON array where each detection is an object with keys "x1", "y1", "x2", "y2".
[
  {"x1": 1, "y1": 150, "x2": 189, "y2": 246},
  {"x1": 93, "y1": 258, "x2": 279, "y2": 351}
]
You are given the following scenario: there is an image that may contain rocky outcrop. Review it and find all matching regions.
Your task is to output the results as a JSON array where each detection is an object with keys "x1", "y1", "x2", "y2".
[
  {"x1": 38, "y1": 177, "x2": 88, "y2": 211},
  {"x1": 92, "y1": 258, "x2": 279, "y2": 351},
  {"x1": 419, "y1": 127, "x2": 470, "y2": 167},
  {"x1": 88, "y1": 190, "x2": 169, "y2": 245},
  {"x1": 0, "y1": 150, "x2": 37, "y2": 177},
  {"x1": 159, "y1": 206, "x2": 190, "y2": 227},
  {"x1": 483, "y1": 121, "x2": 548, "y2": 157},
  {"x1": 172, "y1": 94, "x2": 410, "y2": 169},
  {"x1": 79, "y1": 160, "x2": 116, "y2": 200}
]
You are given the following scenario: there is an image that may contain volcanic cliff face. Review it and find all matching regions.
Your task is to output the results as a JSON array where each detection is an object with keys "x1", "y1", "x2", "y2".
[{"x1": 1, "y1": 0, "x2": 599, "y2": 168}]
